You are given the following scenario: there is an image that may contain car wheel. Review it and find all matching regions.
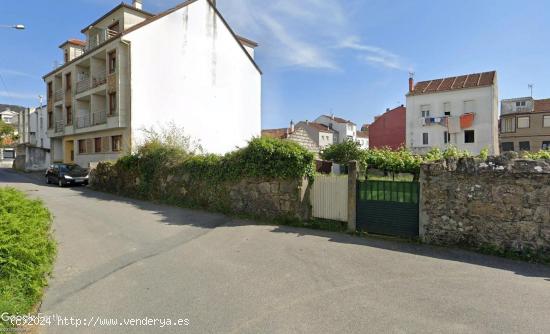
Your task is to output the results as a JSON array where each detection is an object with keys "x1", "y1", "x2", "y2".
[{"x1": 58, "y1": 179, "x2": 64, "y2": 187}]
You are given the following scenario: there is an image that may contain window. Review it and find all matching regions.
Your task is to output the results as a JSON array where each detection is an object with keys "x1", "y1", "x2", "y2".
[
  {"x1": 109, "y1": 92, "x2": 117, "y2": 115},
  {"x1": 443, "y1": 102, "x2": 451, "y2": 116},
  {"x1": 443, "y1": 131, "x2": 450, "y2": 144},
  {"x1": 501, "y1": 142, "x2": 514, "y2": 152},
  {"x1": 65, "y1": 72, "x2": 72, "y2": 91},
  {"x1": 48, "y1": 112, "x2": 53, "y2": 129},
  {"x1": 516, "y1": 101, "x2": 526, "y2": 107},
  {"x1": 78, "y1": 140, "x2": 87, "y2": 154},
  {"x1": 519, "y1": 141, "x2": 530, "y2": 151},
  {"x1": 501, "y1": 117, "x2": 515, "y2": 133},
  {"x1": 544, "y1": 116, "x2": 550, "y2": 128},
  {"x1": 542, "y1": 141, "x2": 550, "y2": 150},
  {"x1": 112, "y1": 135, "x2": 122, "y2": 152},
  {"x1": 464, "y1": 130, "x2": 475, "y2": 143},
  {"x1": 47, "y1": 82, "x2": 53, "y2": 99},
  {"x1": 421, "y1": 105, "x2": 430, "y2": 118},
  {"x1": 108, "y1": 51, "x2": 117, "y2": 74},
  {"x1": 517, "y1": 116, "x2": 530, "y2": 128},
  {"x1": 40, "y1": 138, "x2": 44, "y2": 148},
  {"x1": 66, "y1": 106, "x2": 72, "y2": 125},
  {"x1": 464, "y1": 100, "x2": 475, "y2": 114},
  {"x1": 94, "y1": 137, "x2": 102, "y2": 153},
  {"x1": 64, "y1": 49, "x2": 69, "y2": 63},
  {"x1": 422, "y1": 133, "x2": 429, "y2": 145}
]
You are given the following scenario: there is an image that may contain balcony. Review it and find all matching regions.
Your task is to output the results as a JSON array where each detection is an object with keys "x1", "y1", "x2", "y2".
[
  {"x1": 76, "y1": 78, "x2": 90, "y2": 94},
  {"x1": 54, "y1": 89, "x2": 63, "y2": 102},
  {"x1": 92, "y1": 111, "x2": 107, "y2": 126},
  {"x1": 87, "y1": 29, "x2": 118, "y2": 50},
  {"x1": 76, "y1": 115, "x2": 90, "y2": 129},
  {"x1": 75, "y1": 111, "x2": 107, "y2": 129},
  {"x1": 92, "y1": 74, "x2": 107, "y2": 88}
]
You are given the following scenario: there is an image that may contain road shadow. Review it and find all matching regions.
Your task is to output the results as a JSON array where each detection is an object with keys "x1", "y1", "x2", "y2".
[
  {"x1": 266, "y1": 224, "x2": 550, "y2": 281},
  {"x1": 3, "y1": 168, "x2": 550, "y2": 281}
]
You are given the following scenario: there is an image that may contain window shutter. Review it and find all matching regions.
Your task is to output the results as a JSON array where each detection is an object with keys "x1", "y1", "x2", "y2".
[{"x1": 102, "y1": 137, "x2": 110, "y2": 152}]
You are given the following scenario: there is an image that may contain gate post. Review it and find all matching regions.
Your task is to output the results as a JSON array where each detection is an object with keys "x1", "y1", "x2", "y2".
[{"x1": 347, "y1": 160, "x2": 358, "y2": 232}]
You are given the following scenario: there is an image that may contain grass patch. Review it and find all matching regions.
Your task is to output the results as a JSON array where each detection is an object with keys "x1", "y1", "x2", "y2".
[{"x1": 0, "y1": 187, "x2": 56, "y2": 329}]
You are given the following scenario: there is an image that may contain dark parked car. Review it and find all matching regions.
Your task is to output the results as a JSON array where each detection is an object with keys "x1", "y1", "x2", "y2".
[{"x1": 45, "y1": 163, "x2": 90, "y2": 187}]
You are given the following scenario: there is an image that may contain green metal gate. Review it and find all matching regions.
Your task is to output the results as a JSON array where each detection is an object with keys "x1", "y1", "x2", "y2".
[{"x1": 356, "y1": 180, "x2": 419, "y2": 237}]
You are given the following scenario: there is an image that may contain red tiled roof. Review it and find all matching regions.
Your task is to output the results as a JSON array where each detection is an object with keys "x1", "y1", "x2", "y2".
[
  {"x1": 409, "y1": 71, "x2": 496, "y2": 96},
  {"x1": 58, "y1": 39, "x2": 86, "y2": 48},
  {"x1": 303, "y1": 122, "x2": 335, "y2": 133},
  {"x1": 534, "y1": 99, "x2": 550, "y2": 112},
  {"x1": 261, "y1": 128, "x2": 289, "y2": 139},
  {"x1": 321, "y1": 115, "x2": 355, "y2": 125}
]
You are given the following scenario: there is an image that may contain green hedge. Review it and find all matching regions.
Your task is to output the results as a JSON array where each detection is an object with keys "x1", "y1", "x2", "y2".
[
  {"x1": 114, "y1": 137, "x2": 315, "y2": 198},
  {"x1": 0, "y1": 188, "x2": 56, "y2": 328}
]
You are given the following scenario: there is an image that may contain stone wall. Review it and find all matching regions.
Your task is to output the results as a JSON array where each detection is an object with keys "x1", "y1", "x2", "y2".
[
  {"x1": 420, "y1": 154, "x2": 550, "y2": 254},
  {"x1": 90, "y1": 162, "x2": 311, "y2": 221}
]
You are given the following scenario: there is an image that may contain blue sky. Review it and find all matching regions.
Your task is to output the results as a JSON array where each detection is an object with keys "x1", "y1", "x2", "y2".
[{"x1": 1, "y1": 0, "x2": 549, "y2": 129}]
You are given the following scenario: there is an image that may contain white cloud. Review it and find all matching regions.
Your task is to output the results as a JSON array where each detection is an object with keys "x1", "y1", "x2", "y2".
[{"x1": 339, "y1": 36, "x2": 410, "y2": 71}]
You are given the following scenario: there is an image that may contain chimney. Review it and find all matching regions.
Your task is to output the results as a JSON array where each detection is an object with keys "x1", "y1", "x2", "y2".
[
  {"x1": 290, "y1": 120, "x2": 295, "y2": 133},
  {"x1": 132, "y1": 0, "x2": 143, "y2": 10},
  {"x1": 408, "y1": 72, "x2": 414, "y2": 93}
]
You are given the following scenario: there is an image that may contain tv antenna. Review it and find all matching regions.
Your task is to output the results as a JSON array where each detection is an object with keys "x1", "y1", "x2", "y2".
[{"x1": 528, "y1": 84, "x2": 534, "y2": 97}]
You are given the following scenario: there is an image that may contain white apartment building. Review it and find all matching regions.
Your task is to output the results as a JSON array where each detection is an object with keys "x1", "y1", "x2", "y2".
[
  {"x1": 405, "y1": 71, "x2": 499, "y2": 155},
  {"x1": 314, "y1": 115, "x2": 357, "y2": 144},
  {"x1": 44, "y1": 0, "x2": 261, "y2": 166}
]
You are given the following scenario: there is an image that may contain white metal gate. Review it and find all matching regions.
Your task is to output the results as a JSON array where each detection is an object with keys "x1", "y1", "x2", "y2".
[{"x1": 310, "y1": 175, "x2": 348, "y2": 222}]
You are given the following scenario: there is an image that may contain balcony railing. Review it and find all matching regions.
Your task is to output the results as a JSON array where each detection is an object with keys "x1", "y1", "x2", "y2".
[
  {"x1": 87, "y1": 28, "x2": 118, "y2": 50},
  {"x1": 54, "y1": 89, "x2": 63, "y2": 102},
  {"x1": 92, "y1": 111, "x2": 107, "y2": 126},
  {"x1": 76, "y1": 78, "x2": 90, "y2": 94},
  {"x1": 75, "y1": 111, "x2": 107, "y2": 129},
  {"x1": 55, "y1": 121, "x2": 65, "y2": 133},
  {"x1": 76, "y1": 114, "x2": 90, "y2": 129},
  {"x1": 92, "y1": 74, "x2": 107, "y2": 88}
]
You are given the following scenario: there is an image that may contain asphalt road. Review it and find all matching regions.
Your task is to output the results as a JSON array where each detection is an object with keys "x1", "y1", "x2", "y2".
[{"x1": 1, "y1": 167, "x2": 550, "y2": 334}]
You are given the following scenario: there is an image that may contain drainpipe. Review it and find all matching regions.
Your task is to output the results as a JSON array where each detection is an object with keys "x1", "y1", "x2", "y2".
[{"x1": 120, "y1": 39, "x2": 132, "y2": 148}]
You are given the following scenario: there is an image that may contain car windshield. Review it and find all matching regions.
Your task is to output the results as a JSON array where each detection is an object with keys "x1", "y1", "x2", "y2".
[{"x1": 59, "y1": 164, "x2": 85, "y2": 172}]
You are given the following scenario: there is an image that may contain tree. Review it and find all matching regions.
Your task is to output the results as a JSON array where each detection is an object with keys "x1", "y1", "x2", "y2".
[
  {"x1": 320, "y1": 140, "x2": 365, "y2": 166},
  {"x1": 0, "y1": 120, "x2": 15, "y2": 147}
]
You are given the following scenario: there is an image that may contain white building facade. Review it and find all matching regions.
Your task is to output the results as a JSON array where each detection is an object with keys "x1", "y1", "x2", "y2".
[
  {"x1": 314, "y1": 115, "x2": 357, "y2": 144},
  {"x1": 16, "y1": 105, "x2": 51, "y2": 170},
  {"x1": 405, "y1": 71, "x2": 499, "y2": 155},
  {"x1": 44, "y1": 0, "x2": 261, "y2": 167}
]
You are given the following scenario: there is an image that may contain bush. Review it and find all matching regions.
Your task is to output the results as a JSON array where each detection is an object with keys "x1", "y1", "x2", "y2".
[
  {"x1": 523, "y1": 150, "x2": 550, "y2": 160},
  {"x1": 0, "y1": 188, "x2": 56, "y2": 328},
  {"x1": 320, "y1": 140, "x2": 364, "y2": 166}
]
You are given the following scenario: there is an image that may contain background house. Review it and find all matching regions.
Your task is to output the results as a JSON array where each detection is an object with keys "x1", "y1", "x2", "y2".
[
  {"x1": 315, "y1": 114, "x2": 357, "y2": 144},
  {"x1": 295, "y1": 121, "x2": 335, "y2": 150},
  {"x1": 406, "y1": 71, "x2": 499, "y2": 155},
  {"x1": 15, "y1": 105, "x2": 51, "y2": 170},
  {"x1": 356, "y1": 127, "x2": 369, "y2": 149},
  {"x1": 369, "y1": 105, "x2": 406, "y2": 150},
  {"x1": 261, "y1": 121, "x2": 320, "y2": 153},
  {"x1": 500, "y1": 97, "x2": 550, "y2": 152}
]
